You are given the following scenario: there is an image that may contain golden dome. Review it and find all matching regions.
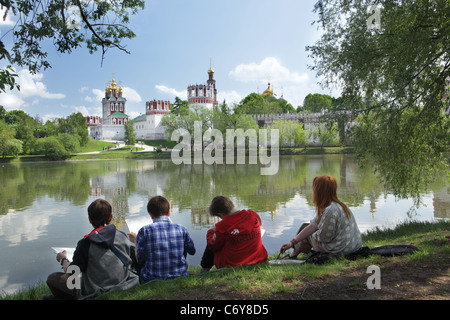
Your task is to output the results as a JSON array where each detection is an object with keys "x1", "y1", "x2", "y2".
[
  {"x1": 263, "y1": 82, "x2": 274, "y2": 97},
  {"x1": 208, "y1": 67, "x2": 214, "y2": 75},
  {"x1": 111, "y1": 79, "x2": 117, "y2": 89}
]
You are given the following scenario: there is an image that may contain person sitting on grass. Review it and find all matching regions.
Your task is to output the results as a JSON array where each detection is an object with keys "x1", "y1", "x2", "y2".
[
  {"x1": 200, "y1": 196, "x2": 268, "y2": 272},
  {"x1": 128, "y1": 196, "x2": 196, "y2": 283},
  {"x1": 45, "y1": 199, "x2": 139, "y2": 300},
  {"x1": 280, "y1": 175, "x2": 362, "y2": 259}
]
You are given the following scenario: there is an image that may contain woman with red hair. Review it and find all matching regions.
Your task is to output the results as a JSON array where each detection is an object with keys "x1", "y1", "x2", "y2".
[{"x1": 280, "y1": 176, "x2": 362, "y2": 258}]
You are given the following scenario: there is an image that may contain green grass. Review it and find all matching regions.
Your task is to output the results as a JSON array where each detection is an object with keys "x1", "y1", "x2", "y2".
[
  {"x1": 1, "y1": 140, "x2": 354, "y2": 163},
  {"x1": 279, "y1": 146, "x2": 355, "y2": 155},
  {"x1": 143, "y1": 139, "x2": 177, "y2": 149},
  {"x1": 78, "y1": 139, "x2": 112, "y2": 153},
  {"x1": 3, "y1": 219, "x2": 447, "y2": 300}
]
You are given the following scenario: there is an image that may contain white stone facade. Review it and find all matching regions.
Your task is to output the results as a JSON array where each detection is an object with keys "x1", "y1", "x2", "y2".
[{"x1": 133, "y1": 100, "x2": 171, "y2": 141}]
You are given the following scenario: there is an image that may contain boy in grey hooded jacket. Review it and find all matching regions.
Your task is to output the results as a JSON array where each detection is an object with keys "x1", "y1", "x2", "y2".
[{"x1": 46, "y1": 199, "x2": 139, "y2": 300}]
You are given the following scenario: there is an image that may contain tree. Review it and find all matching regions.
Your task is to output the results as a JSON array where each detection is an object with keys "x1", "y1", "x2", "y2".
[
  {"x1": 235, "y1": 93, "x2": 266, "y2": 114},
  {"x1": 302, "y1": 93, "x2": 332, "y2": 113},
  {"x1": 319, "y1": 94, "x2": 365, "y2": 145},
  {"x1": 307, "y1": 0, "x2": 450, "y2": 200},
  {"x1": 57, "y1": 133, "x2": 80, "y2": 153},
  {"x1": 172, "y1": 97, "x2": 190, "y2": 116},
  {"x1": 312, "y1": 124, "x2": 339, "y2": 148},
  {"x1": 235, "y1": 93, "x2": 294, "y2": 114},
  {"x1": 65, "y1": 112, "x2": 88, "y2": 146},
  {"x1": 4, "y1": 109, "x2": 35, "y2": 153},
  {"x1": 124, "y1": 120, "x2": 136, "y2": 146},
  {"x1": 0, "y1": 120, "x2": 23, "y2": 157},
  {"x1": 0, "y1": 0, "x2": 145, "y2": 92},
  {"x1": 271, "y1": 119, "x2": 309, "y2": 147}
]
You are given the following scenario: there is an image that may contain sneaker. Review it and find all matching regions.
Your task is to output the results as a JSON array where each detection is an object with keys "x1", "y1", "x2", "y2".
[{"x1": 200, "y1": 267, "x2": 210, "y2": 273}]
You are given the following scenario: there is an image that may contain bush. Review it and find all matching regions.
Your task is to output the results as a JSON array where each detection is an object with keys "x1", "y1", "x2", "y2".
[
  {"x1": 35, "y1": 136, "x2": 70, "y2": 160},
  {"x1": 57, "y1": 133, "x2": 81, "y2": 153}
]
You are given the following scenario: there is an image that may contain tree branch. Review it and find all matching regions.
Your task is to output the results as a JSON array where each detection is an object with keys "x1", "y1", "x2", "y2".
[{"x1": 74, "y1": 0, "x2": 130, "y2": 66}]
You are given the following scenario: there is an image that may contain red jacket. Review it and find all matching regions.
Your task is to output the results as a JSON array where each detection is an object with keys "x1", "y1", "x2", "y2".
[{"x1": 206, "y1": 209, "x2": 268, "y2": 269}]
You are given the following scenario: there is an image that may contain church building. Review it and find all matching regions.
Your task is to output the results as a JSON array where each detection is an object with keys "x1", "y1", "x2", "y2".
[
  {"x1": 187, "y1": 65, "x2": 218, "y2": 109},
  {"x1": 86, "y1": 75, "x2": 130, "y2": 140}
]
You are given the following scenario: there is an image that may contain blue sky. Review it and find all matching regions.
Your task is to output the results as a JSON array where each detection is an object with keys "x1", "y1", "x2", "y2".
[{"x1": 0, "y1": 0, "x2": 338, "y2": 122}]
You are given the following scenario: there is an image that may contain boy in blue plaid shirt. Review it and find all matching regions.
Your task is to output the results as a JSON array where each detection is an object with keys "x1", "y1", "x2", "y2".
[{"x1": 128, "y1": 196, "x2": 196, "y2": 283}]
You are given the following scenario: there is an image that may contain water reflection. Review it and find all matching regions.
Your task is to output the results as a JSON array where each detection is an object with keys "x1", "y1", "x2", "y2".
[{"x1": 0, "y1": 155, "x2": 448, "y2": 294}]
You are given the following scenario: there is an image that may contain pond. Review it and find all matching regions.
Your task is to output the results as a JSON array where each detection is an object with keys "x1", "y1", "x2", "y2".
[{"x1": 0, "y1": 155, "x2": 448, "y2": 294}]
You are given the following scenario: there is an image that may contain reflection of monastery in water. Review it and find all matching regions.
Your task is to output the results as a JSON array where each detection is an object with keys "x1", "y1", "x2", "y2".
[
  {"x1": 86, "y1": 157, "x2": 449, "y2": 233},
  {"x1": 88, "y1": 161, "x2": 220, "y2": 230},
  {"x1": 89, "y1": 176, "x2": 131, "y2": 229},
  {"x1": 433, "y1": 188, "x2": 450, "y2": 219},
  {"x1": 191, "y1": 207, "x2": 220, "y2": 230}
]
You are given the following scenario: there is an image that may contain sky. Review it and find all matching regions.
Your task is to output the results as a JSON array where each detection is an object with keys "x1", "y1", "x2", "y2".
[{"x1": 0, "y1": 0, "x2": 339, "y2": 123}]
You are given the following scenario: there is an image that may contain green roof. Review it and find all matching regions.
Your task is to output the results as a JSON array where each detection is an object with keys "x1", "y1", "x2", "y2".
[
  {"x1": 110, "y1": 111, "x2": 128, "y2": 117},
  {"x1": 133, "y1": 114, "x2": 146, "y2": 122}
]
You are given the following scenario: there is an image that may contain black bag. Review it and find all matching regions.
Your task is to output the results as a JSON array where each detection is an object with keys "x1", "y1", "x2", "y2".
[{"x1": 304, "y1": 245, "x2": 419, "y2": 265}]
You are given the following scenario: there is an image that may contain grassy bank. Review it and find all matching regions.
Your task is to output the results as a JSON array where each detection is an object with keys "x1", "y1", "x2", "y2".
[
  {"x1": 1, "y1": 146, "x2": 355, "y2": 163},
  {"x1": 2, "y1": 220, "x2": 448, "y2": 300}
]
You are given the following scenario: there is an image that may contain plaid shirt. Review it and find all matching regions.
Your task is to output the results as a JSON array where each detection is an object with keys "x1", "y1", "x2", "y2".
[{"x1": 136, "y1": 216, "x2": 196, "y2": 282}]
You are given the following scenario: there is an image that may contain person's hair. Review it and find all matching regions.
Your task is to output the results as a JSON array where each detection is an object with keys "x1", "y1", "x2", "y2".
[
  {"x1": 208, "y1": 196, "x2": 235, "y2": 217},
  {"x1": 312, "y1": 176, "x2": 351, "y2": 219},
  {"x1": 147, "y1": 196, "x2": 170, "y2": 218},
  {"x1": 88, "y1": 199, "x2": 112, "y2": 228}
]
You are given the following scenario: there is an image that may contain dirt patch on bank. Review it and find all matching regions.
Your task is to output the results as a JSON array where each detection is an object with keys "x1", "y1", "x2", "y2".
[
  {"x1": 287, "y1": 258, "x2": 449, "y2": 300},
  {"x1": 172, "y1": 241, "x2": 449, "y2": 300}
]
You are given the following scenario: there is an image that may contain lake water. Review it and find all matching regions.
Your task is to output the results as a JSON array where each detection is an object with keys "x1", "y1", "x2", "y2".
[{"x1": 0, "y1": 155, "x2": 448, "y2": 294}]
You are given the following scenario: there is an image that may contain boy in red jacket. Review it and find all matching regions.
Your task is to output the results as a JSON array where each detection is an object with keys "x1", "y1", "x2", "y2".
[{"x1": 200, "y1": 196, "x2": 267, "y2": 272}]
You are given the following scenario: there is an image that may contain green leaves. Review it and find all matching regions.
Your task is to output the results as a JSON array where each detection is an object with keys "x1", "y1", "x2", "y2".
[
  {"x1": 308, "y1": 0, "x2": 450, "y2": 200},
  {"x1": 0, "y1": 0, "x2": 145, "y2": 88}
]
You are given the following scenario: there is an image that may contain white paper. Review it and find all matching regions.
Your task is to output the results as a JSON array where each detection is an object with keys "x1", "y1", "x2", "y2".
[
  {"x1": 51, "y1": 247, "x2": 75, "y2": 261},
  {"x1": 261, "y1": 228, "x2": 266, "y2": 237},
  {"x1": 125, "y1": 215, "x2": 152, "y2": 234},
  {"x1": 268, "y1": 259, "x2": 306, "y2": 265}
]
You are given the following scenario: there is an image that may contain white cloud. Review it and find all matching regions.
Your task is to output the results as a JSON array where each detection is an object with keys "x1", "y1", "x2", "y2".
[
  {"x1": 74, "y1": 105, "x2": 90, "y2": 115},
  {"x1": 0, "y1": 93, "x2": 25, "y2": 111},
  {"x1": 16, "y1": 70, "x2": 66, "y2": 99},
  {"x1": 84, "y1": 87, "x2": 141, "y2": 104},
  {"x1": 84, "y1": 88, "x2": 104, "y2": 102},
  {"x1": 128, "y1": 111, "x2": 141, "y2": 120},
  {"x1": 42, "y1": 113, "x2": 63, "y2": 123},
  {"x1": 217, "y1": 90, "x2": 242, "y2": 105},
  {"x1": 0, "y1": 69, "x2": 65, "y2": 111},
  {"x1": 155, "y1": 85, "x2": 187, "y2": 99},
  {"x1": 122, "y1": 87, "x2": 142, "y2": 103},
  {"x1": 227, "y1": 57, "x2": 336, "y2": 107},
  {"x1": 79, "y1": 86, "x2": 89, "y2": 93},
  {"x1": 229, "y1": 57, "x2": 309, "y2": 85},
  {"x1": 0, "y1": 7, "x2": 16, "y2": 26}
]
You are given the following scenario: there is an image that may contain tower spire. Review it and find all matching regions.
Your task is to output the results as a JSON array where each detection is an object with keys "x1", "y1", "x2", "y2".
[{"x1": 208, "y1": 58, "x2": 214, "y2": 75}]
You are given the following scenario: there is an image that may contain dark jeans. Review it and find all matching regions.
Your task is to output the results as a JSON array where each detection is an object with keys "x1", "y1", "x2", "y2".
[
  {"x1": 200, "y1": 245, "x2": 215, "y2": 269},
  {"x1": 46, "y1": 272, "x2": 76, "y2": 300}
]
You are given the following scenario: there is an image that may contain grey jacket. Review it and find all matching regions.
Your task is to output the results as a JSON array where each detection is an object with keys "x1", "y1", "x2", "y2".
[{"x1": 71, "y1": 224, "x2": 139, "y2": 299}]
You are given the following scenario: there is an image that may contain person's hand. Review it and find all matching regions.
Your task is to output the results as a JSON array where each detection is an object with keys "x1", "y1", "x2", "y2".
[
  {"x1": 280, "y1": 242, "x2": 292, "y2": 253},
  {"x1": 128, "y1": 232, "x2": 137, "y2": 244},
  {"x1": 56, "y1": 250, "x2": 67, "y2": 263}
]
